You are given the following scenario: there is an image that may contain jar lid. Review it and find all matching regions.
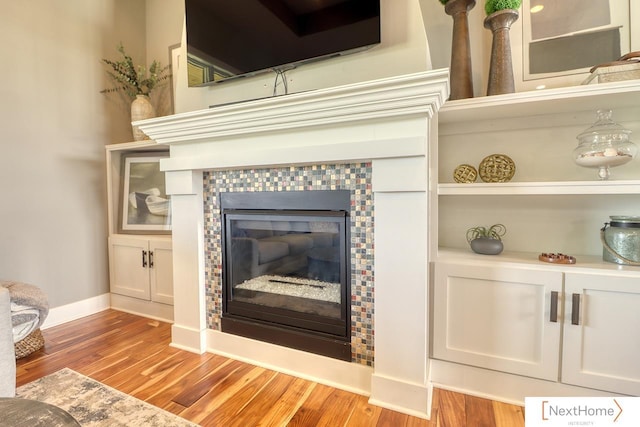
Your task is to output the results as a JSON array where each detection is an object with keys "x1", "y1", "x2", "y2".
[
  {"x1": 610, "y1": 215, "x2": 640, "y2": 222},
  {"x1": 576, "y1": 109, "x2": 631, "y2": 145},
  {"x1": 609, "y1": 216, "x2": 640, "y2": 227}
]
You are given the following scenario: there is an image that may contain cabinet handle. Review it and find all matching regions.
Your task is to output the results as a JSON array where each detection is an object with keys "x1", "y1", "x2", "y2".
[
  {"x1": 550, "y1": 291, "x2": 559, "y2": 323},
  {"x1": 571, "y1": 293, "x2": 580, "y2": 325},
  {"x1": 149, "y1": 251, "x2": 154, "y2": 268},
  {"x1": 142, "y1": 250, "x2": 148, "y2": 268}
]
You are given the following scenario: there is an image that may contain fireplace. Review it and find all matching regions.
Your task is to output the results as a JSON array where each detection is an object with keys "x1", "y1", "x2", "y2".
[
  {"x1": 136, "y1": 70, "x2": 449, "y2": 418},
  {"x1": 220, "y1": 190, "x2": 352, "y2": 360}
]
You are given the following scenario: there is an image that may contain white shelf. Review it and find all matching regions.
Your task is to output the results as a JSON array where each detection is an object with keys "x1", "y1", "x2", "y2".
[
  {"x1": 105, "y1": 140, "x2": 170, "y2": 237},
  {"x1": 435, "y1": 81, "x2": 640, "y2": 259},
  {"x1": 439, "y1": 79, "x2": 640, "y2": 127},
  {"x1": 432, "y1": 79, "x2": 640, "y2": 401},
  {"x1": 436, "y1": 248, "x2": 640, "y2": 277},
  {"x1": 438, "y1": 180, "x2": 640, "y2": 195}
]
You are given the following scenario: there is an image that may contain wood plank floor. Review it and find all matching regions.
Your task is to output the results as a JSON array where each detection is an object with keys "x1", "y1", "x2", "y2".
[{"x1": 16, "y1": 309, "x2": 525, "y2": 426}]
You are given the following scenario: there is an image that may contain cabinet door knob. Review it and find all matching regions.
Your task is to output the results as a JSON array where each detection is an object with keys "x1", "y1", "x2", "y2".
[
  {"x1": 149, "y1": 251, "x2": 154, "y2": 268},
  {"x1": 571, "y1": 293, "x2": 581, "y2": 325},
  {"x1": 142, "y1": 250, "x2": 148, "y2": 268},
  {"x1": 550, "y1": 291, "x2": 559, "y2": 323}
]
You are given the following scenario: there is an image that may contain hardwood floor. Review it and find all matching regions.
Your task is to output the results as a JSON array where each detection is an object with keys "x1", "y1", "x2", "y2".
[{"x1": 16, "y1": 309, "x2": 525, "y2": 426}]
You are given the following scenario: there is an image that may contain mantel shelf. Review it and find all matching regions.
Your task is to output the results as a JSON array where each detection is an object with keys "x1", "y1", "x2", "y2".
[{"x1": 438, "y1": 180, "x2": 640, "y2": 195}]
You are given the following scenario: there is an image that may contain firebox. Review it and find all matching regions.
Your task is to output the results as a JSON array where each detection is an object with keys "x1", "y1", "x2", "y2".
[{"x1": 220, "y1": 190, "x2": 351, "y2": 360}]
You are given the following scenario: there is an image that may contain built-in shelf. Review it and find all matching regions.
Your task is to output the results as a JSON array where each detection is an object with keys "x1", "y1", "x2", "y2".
[
  {"x1": 105, "y1": 140, "x2": 174, "y2": 322},
  {"x1": 105, "y1": 140, "x2": 170, "y2": 237},
  {"x1": 439, "y1": 79, "x2": 640, "y2": 127},
  {"x1": 436, "y1": 79, "x2": 640, "y2": 269},
  {"x1": 438, "y1": 180, "x2": 640, "y2": 195},
  {"x1": 434, "y1": 78, "x2": 640, "y2": 403},
  {"x1": 436, "y1": 248, "x2": 640, "y2": 276}
]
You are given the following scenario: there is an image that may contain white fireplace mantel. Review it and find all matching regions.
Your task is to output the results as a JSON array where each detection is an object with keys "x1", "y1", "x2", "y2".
[
  {"x1": 138, "y1": 71, "x2": 448, "y2": 144},
  {"x1": 137, "y1": 69, "x2": 449, "y2": 419}
]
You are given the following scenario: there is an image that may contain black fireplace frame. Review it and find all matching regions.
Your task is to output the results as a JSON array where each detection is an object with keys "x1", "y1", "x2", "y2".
[{"x1": 219, "y1": 190, "x2": 352, "y2": 361}]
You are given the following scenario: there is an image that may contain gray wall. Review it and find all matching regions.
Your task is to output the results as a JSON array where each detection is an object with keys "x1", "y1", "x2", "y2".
[
  {"x1": 0, "y1": 0, "x2": 181, "y2": 308},
  {"x1": 0, "y1": 0, "x2": 432, "y2": 310}
]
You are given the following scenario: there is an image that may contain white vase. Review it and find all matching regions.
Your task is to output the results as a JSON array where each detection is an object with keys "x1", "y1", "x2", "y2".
[{"x1": 130, "y1": 95, "x2": 155, "y2": 141}]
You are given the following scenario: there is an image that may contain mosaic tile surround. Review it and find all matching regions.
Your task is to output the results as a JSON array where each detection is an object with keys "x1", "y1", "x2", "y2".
[{"x1": 203, "y1": 163, "x2": 375, "y2": 366}]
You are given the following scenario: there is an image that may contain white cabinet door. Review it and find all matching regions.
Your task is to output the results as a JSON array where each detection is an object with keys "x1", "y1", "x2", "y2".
[
  {"x1": 432, "y1": 262, "x2": 563, "y2": 380},
  {"x1": 109, "y1": 236, "x2": 174, "y2": 305},
  {"x1": 149, "y1": 239, "x2": 173, "y2": 305},
  {"x1": 562, "y1": 273, "x2": 640, "y2": 395},
  {"x1": 109, "y1": 236, "x2": 150, "y2": 300}
]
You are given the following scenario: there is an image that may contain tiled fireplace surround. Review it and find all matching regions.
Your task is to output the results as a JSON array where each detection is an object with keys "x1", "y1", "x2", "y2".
[
  {"x1": 138, "y1": 70, "x2": 449, "y2": 418},
  {"x1": 203, "y1": 164, "x2": 375, "y2": 365}
]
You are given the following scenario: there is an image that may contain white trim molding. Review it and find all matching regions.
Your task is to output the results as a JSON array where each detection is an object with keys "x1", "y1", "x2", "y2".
[
  {"x1": 42, "y1": 294, "x2": 111, "y2": 330},
  {"x1": 137, "y1": 70, "x2": 450, "y2": 419}
]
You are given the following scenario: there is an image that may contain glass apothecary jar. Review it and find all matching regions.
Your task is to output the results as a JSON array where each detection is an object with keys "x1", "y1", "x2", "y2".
[{"x1": 573, "y1": 109, "x2": 637, "y2": 180}]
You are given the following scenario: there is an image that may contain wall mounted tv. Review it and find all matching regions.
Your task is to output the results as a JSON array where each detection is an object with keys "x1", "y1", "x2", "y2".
[{"x1": 185, "y1": 0, "x2": 381, "y2": 87}]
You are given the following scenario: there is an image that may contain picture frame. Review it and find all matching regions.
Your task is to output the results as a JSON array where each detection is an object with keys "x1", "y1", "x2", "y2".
[
  {"x1": 119, "y1": 152, "x2": 171, "y2": 234},
  {"x1": 168, "y1": 43, "x2": 180, "y2": 115},
  {"x1": 516, "y1": 0, "x2": 634, "y2": 91}
]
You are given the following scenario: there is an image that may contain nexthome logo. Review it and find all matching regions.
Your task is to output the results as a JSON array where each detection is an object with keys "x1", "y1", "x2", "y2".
[
  {"x1": 525, "y1": 397, "x2": 640, "y2": 427},
  {"x1": 542, "y1": 399, "x2": 621, "y2": 421}
]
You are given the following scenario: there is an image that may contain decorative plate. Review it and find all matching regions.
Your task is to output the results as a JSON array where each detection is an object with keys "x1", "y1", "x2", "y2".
[
  {"x1": 478, "y1": 154, "x2": 516, "y2": 183},
  {"x1": 453, "y1": 164, "x2": 478, "y2": 183},
  {"x1": 538, "y1": 253, "x2": 576, "y2": 264}
]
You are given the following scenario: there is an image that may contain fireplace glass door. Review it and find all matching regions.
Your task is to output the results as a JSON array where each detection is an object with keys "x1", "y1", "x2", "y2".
[{"x1": 222, "y1": 210, "x2": 349, "y2": 338}]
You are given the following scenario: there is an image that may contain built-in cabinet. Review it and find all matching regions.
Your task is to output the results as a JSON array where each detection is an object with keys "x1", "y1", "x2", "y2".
[
  {"x1": 432, "y1": 262, "x2": 562, "y2": 382},
  {"x1": 562, "y1": 272, "x2": 640, "y2": 396},
  {"x1": 431, "y1": 80, "x2": 640, "y2": 399},
  {"x1": 432, "y1": 261, "x2": 640, "y2": 395},
  {"x1": 105, "y1": 141, "x2": 173, "y2": 321},
  {"x1": 108, "y1": 235, "x2": 173, "y2": 304}
]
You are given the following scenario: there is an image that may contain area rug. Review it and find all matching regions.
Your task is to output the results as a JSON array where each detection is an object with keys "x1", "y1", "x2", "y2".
[{"x1": 16, "y1": 368, "x2": 199, "y2": 426}]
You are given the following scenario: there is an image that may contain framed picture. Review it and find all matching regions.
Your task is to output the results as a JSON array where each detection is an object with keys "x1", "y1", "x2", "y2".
[
  {"x1": 120, "y1": 153, "x2": 171, "y2": 234},
  {"x1": 168, "y1": 43, "x2": 180, "y2": 115},
  {"x1": 517, "y1": 0, "x2": 634, "y2": 91}
]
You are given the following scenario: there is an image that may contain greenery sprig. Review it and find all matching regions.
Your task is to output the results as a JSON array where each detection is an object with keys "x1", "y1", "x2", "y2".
[
  {"x1": 101, "y1": 43, "x2": 170, "y2": 99},
  {"x1": 485, "y1": 0, "x2": 522, "y2": 15},
  {"x1": 466, "y1": 224, "x2": 507, "y2": 242}
]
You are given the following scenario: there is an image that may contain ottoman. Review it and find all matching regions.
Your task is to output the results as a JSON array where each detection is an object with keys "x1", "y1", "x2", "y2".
[{"x1": 0, "y1": 281, "x2": 49, "y2": 359}]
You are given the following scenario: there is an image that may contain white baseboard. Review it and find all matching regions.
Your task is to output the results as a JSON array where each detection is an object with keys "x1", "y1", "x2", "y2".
[
  {"x1": 206, "y1": 329, "x2": 373, "y2": 396},
  {"x1": 204, "y1": 329, "x2": 436, "y2": 418},
  {"x1": 41, "y1": 293, "x2": 111, "y2": 329},
  {"x1": 429, "y1": 359, "x2": 622, "y2": 406},
  {"x1": 370, "y1": 373, "x2": 431, "y2": 419},
  {"x1": 170, "y1": 323, "x2": 207, "y2": 354},
  {"x1": 109, "y1": 293, "x2": 174, "y2": 323}
]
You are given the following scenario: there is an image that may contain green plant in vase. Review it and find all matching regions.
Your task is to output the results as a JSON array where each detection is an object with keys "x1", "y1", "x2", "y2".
[
  {"x1": 484, "y1": 0, "x2": 521, "y2": 15},
  {"x1": 466, "y1": 224, "x2": 506, "y2": 255},
  {"x1": 100, "y1": 43, "x2": 171, "y2": 141},
  {"x1": 101, "y1": 43, "x2": 170, "y2": 99}
]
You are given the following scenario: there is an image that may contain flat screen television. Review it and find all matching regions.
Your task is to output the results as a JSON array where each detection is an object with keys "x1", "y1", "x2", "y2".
[{"x1": 184, "y1": 0, "x2": 381, "y2": 86}]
